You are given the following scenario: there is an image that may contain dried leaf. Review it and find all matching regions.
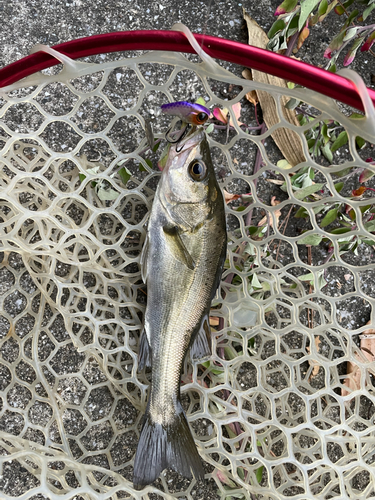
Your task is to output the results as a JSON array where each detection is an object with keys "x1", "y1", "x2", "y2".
[
  {"x1": 243, "y1": 9, "x2": 306, "y2": 167},
  {"x1": 242, "y1": 69, "x2": 258, "y2": 105},
  {"x1": 209, "y1": 316, "x2": 220, "y2": 326},
  {"x1": 223, "y1": 189, "x2": 242, "y2": 204},
  {"x1": 213, "y1": 104, "x2": 244, "y2": 127},
  {"x1": 307, "y1": 336, "x2": 321, "y2": 379},
  {"x1": 352, "y1": 186, "x2": 367, "y2": 197},
  {"x1": 342, "y1": 320, "x2": 375, "y2": 397},
  {"x1": 258, "y1": 198, "x2": 281, "y2": 228},
  {"x1": 297, "y1": 26, "x2": 310, "y2": 50}
]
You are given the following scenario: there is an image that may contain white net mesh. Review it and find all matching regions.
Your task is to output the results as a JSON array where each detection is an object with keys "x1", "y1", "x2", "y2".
[{"x1": 0, "y1": 42, "x2": 375, "y2": 500}]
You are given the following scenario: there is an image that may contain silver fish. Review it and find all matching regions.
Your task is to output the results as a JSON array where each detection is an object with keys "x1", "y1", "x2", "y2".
[{"x1": 133, "y1": 129, "x2": 227, "y2": 489}]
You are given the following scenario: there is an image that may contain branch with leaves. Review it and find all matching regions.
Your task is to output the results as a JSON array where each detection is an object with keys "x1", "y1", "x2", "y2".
[{"x1": 268, "y1": 0, "x2": 375, "y2": 71}]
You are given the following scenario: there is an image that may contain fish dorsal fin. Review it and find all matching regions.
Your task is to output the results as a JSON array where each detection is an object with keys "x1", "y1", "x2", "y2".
[
  {"x1": 190, "y1": 314, "x2": 211, "y2": 360},
  {"x1": 163, "y1": 225, "x2": 195, "y2": 270},
  {"x1": 140, "y1": 233, "x2": 149, "y2": 283}
]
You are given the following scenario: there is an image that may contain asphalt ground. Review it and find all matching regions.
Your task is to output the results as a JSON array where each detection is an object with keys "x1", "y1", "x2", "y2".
[{"x1": 0, "y1": 0, "x2": 375, "y2": 498}]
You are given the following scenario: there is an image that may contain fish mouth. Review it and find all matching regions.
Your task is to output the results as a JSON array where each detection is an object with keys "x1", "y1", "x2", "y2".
[{"x1": 174, "y1": 128, "x2": 204, "y2": 155}]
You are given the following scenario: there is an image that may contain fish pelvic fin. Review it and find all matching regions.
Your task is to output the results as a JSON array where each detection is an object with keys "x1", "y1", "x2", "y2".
[
  {"x1": 138, "y1": 328, "x2": 152, "y2": 370},
  {"x1": 133, "y1": 402, "x2": 204, "y2": 489}
]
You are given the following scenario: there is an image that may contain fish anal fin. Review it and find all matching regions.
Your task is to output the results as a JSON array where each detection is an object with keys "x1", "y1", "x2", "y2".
[
  {"x1": 190, "y1": 314, "x2": 211, "y2": 360},
  {"x1": 163, "y1": 225, "x2": 195, "y2": 270},
  {"x1": 138, "y1": 328, "x2": 152, "y2": 370},
  {"x1": 133, "y1": 401, "x2": 204, "y2": 489}
]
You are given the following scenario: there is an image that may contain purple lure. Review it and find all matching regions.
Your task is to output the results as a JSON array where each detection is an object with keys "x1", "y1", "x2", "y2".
[{"x1": 161, "y1": 101, "x2": 210, "y2": 125}]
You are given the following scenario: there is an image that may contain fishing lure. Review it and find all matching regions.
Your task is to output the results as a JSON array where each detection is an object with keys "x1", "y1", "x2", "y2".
[{"x1": 161, "y1": 101, "x2": 210, "y2": 126}]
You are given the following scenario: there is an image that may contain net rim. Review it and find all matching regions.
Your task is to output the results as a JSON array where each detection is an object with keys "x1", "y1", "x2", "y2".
[{"x1": 0, "y1": 29, "x2": 374, "y2": 113}]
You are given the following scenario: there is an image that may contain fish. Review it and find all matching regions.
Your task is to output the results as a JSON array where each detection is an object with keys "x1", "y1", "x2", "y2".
[
  {"x1": 161, "y1": 101, "x2": 210, "y2": 126},
  {"x1": 133, "y1": 129, "x2": 227, "y2": 489}
]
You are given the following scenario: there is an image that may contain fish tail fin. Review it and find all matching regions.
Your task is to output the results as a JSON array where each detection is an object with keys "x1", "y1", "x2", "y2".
[{"x1": 133, "y1": 402, "x2": 204, "y2": 489}]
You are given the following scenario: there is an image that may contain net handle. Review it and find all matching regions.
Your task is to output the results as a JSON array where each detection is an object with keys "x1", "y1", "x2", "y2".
[{"x1": 0, "y1": 29, "x2": 374, "y2": 113}]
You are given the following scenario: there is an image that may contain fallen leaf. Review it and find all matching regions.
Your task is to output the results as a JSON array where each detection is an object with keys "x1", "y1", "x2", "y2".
[
  {"x1": 223, "y1": 189, "x2": 242, "y2": 204},
  {"x1": 342, "y1": 320, "x2": 375, "y2": 398},
  {"x1": 209, "y1": 317, "x2": 220, "y2": 326},
  {"x1": 213, "y1": 102, "x2": 244, "y2": 127},
  {"x1": 243, "y1": 9, "x2": 306, "y2": 167},
  {"x1": 266, "y1": 178, "x2": 285, "y2": 185},
  {"x1": 257, "y1": 197, "x2": 282, "y2": 228},
  {"x1": 307, "y1": 336, "x2": 321, "y2": 379},
  {"x1": 352, "y1": 186, "x2": 367, "y2": 197},
  {"x1": 242, "y1": 69, "x2": 258, "y2": 105}
]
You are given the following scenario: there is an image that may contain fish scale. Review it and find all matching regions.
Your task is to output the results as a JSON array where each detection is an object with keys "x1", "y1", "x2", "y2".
[{"x1": 133, "y1": 129, "x2": 226, "y2": 489}]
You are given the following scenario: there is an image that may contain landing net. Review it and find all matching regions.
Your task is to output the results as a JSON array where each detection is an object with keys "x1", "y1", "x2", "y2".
[{"x1": 0, "y1": 28, "x2": 374, "y2": 500}]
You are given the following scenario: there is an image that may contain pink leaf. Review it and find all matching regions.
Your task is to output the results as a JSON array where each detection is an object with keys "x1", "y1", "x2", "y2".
[
  {"x1": 275, "y1": 6, "x2": 286, "y2": 15},
  {"x1": 212, "y1": 108, "x2": 227, "y2": 124},
  {"x1": 324, "y1": 47, "x2": 332, "y2": 59},
  {"x1": 361, "y1": 31, "x2": 375, "y2": 52},
  {"x1": 213, "y1": 104, "x2": 244, "y2": 127},
  {"x1": 359, "y1": 168, "x2": 375, "y2": 183}
]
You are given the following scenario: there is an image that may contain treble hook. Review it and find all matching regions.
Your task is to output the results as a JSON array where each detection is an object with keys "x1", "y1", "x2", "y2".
[{"x1": 165, "y1": 123, "x2": 191, "y2": 146}]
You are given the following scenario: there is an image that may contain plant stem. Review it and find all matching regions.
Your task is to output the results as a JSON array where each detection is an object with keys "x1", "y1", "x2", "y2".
[
  {"x1": 285, "y1": 31, "x2": 299, "y2": 57},
  {"x1": 245, "y1": 122, "x2": 267, "y2": 227}
]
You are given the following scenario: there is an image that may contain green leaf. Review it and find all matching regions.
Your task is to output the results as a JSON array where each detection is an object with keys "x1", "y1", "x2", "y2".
[
  {"x1": 334, "y1": 166, "x2": 351, "y2": 177},
  {"x1": 343, "y1": 27, "x2": 358, "y2": 42},
  {"x1": 335, "y1": 182, "x2": 344, "y2": 193},
  {"x1": 294, "y1": 183, "x2": 324, "y2": 200},
  {"x1": 237, "y1": 467, "x2": 245, "y2": 481},
  {"x1": 195, "y1": 97, "x2": 206, "y2": 106},
  {"x1": 152, "y1": 141, "x2": 161, "y2": 153},
  {"x1": 277, "y1": 159, "x2": 293, "y2": 169},
  {"x1": 118, "y1": 166, "x2": 132, "y2": 185},
  {"x1": 363, "y1": 3, "x2": 375, "y2": 20},
  {"x1": 349, "y1": 112, "x2": 365, "y2": 120},
  {"x1": 359, "y1": 168, "x2": 375, "y2": 183},
  {"x1": 158, "y1": 143, "x2": 171, "y2": 170},
  {"x1": 321, "y1": 208, "x2": 338, "y2": 227},
  {"x1": 330, "y1": 227, "x2": 351, "y2": 234},
  {"x1": 256, "y1": 466, "x2": 264, "y2": 484},
  {"x1": 97, "y1": 187, "x2": 120, "y2": 201},
  {"x1": 145, "y1": 158, "x2": 153, "y2": 169},
  {"x1": 297, "y1": 234, "x2": 323, "y2": 245},
  {"x1": 321, "y1": 143, "x2": 333, "y2": 163},
  {"x1": 206, "y1": 123, "x2": 214, "y2": 134},
  {"x1": 268, "y1": 19, "x2": 286, "y2": 39},
  {"x1": 295, "y1": 206, "x2": 309, "y2": 218},
  {"x1": 299, "y1": 272, "x2": 314, "y2": 282},
  {"x1": 299, "y1": 0, "x2": 320, "y2": 31},
  {"x1": 79, "y1": 173, "x2": 86, "y2": 183},
  {"x1": 343, "y1": 8, "x2": 359, "y2": 27},
  {"x1": 275, "y1": 0, "x2": 299, "y2": 14},
  {"x1": 285, "y1": 98, "x2": 300, "y2": 110},
  {"x1": 318, "y1": 0, "x2": 328, "y2": 15},
  {"x1": 252, "y1": 273, "x2": 262, "y2": 289},
  {"x1": 344, "y1": 35, "x2": 365, "y2": 66},
  {"x1": 355, "y1": 136, "x2": 366, "y2": 149},
  {"x1": 331, "y1": 131, "x2": 348, "y2": 153}
]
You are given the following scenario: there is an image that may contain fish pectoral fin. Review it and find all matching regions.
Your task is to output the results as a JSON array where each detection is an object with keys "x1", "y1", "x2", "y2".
[
  {"x1": 138, "y1": 327, "x2": 152, "y2": 370},
  {"x1": 190, "y1": 314, "x2": 211, "y2": 360},
  {"x1": 140, "y1": 233, "x2": 149, "y2": 283},
  {"x1": 163, "y1": 225, "x2": 195, "y2": 270}
]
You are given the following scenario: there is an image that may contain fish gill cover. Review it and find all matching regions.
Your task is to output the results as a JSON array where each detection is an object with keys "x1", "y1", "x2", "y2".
[{"x1": 0, "y1": 30, "x2": 374, "y2": 500}]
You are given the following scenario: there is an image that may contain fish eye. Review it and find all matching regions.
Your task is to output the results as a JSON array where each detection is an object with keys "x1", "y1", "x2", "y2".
[
  {"x1": 196, "y1": 112, "x2": 208, "y2": 123},
  {"x1": 188, "y1": 160, "x2": 207, "y2": 182}
]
